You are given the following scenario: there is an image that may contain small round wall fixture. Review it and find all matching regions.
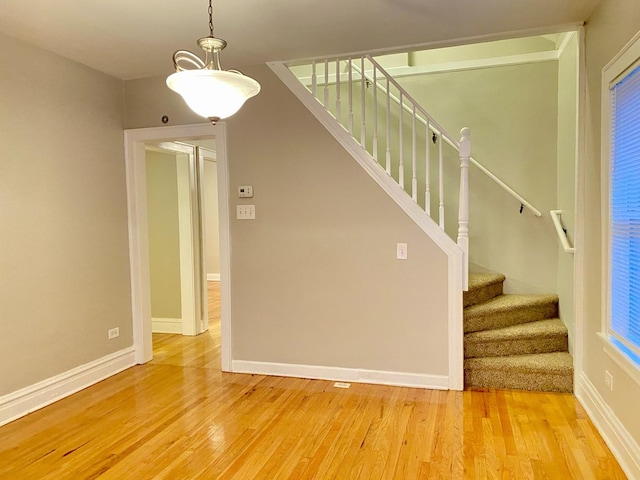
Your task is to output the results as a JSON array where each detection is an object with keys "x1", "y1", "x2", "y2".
[{"x1": 166, "y1": 0, "x2": 260, "y2": 125}]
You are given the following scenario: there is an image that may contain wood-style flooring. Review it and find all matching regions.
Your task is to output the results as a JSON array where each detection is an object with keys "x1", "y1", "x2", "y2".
[{"x1": 0, "y1": 282, "x2": 627, "y2": 479}]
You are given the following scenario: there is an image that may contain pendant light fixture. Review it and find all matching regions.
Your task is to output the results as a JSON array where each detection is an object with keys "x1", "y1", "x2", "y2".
[{"x1": 166, "y1": 0, "x2": 260, "y2": 125}]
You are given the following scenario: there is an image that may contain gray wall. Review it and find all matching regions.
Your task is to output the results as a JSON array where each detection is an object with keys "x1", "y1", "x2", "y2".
[
  {"x1": 582, "y1": 0, "x2": 640, "y2": 454},
  {"x1": 125, "y1": 64, "x2": 452, "y2": 376},
  {"x1": 0, "y1": 33, "x2": 131, "y2": 396}
]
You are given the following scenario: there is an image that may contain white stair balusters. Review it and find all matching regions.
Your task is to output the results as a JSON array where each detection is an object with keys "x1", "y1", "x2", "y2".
[
  {"x1": 360, "y1": 57, "x2": 366, "y2": 148},
  {"x1": 311, "y1": 61, "x2": 317, "y2": 98},
  {"x1": 323, "y1": 59, "x2": 329, "y2": 108},
  {"x1": 412, "y1": 104, "x2": 418, "y2": 202},
  {"x1": 300, "y1": 54, "x2": 541, "y2": 219},
  {"x1": 438, "y1": 132, "x2": 445, "y2": 230},
  {"x1": 373, "y1": 67, "x2": 378, "y2": 164},
  {"x1": 385, "y1": 77, "x2": 391, "y2": 175},
  {"x1": 335, "y1": 59, "x2": 341, "y2": 124},
  {"x1": 398, "y1": 91, "x2": 404, "y2": 189},
  {"x1": 348, "y1": 58, "x2": 354, "y2": 135},
  {"x1": 286, "y1": 54, "x2": 472, "y2": 287},
  {"x1": 425, "y1": 119, "x2": 431, "y2": 216}
]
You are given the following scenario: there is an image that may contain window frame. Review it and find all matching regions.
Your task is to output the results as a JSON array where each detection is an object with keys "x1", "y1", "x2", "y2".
[{"x1": 601, "y1": 30, "x2": 640, "y2": 384}]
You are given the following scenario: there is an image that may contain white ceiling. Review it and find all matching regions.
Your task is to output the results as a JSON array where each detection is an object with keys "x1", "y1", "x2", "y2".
[{"x1": 0, "y1": 0, "x2": 600, "y2": 80}]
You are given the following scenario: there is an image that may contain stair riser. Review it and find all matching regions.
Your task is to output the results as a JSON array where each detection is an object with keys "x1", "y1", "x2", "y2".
[
  {"x1": 463, "y1": 282, "x2": 503, "y2": 308},
  {"x1": 464, "y1": 302, "x2": 558, "y2": 333},
  {"x1": 465, "y1": 335, "x2": 568, "y2": 359},
  {"x1": 464, "y1": 369, "x2": 573, "y2": 393}
]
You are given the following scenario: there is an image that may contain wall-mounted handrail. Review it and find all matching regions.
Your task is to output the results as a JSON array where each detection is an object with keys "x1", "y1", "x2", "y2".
[
  {"x1": 354, "y1": 56, "x2": 542, "y2": 218},
  {"x1": 550, "y1": 210, "x2": 575, "y2": 254}
]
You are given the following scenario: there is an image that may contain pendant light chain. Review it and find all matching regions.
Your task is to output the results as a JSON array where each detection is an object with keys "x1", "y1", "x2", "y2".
[{"x1": 208, "y1": 0, "x2": 214, "y2": 37}]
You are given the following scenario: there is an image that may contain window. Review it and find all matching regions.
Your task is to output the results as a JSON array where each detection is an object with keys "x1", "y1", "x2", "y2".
[{"x1": 604, "y1": 31, "x2": 640, "y2": 371}]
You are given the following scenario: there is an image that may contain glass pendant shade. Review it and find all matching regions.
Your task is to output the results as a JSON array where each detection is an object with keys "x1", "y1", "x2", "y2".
[{"x1": 166, "y1": 69, "x2": 260, "y2": 122}]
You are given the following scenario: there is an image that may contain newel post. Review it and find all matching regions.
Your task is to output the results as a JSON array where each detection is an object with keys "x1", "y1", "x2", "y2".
[{"x1": 458, "y1": 127, "x2": 470, "y2": 291}]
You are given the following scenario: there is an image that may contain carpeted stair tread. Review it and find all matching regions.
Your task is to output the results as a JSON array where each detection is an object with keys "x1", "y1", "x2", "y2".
[
  {"x1": 464, "y1": 318, "x2": 568, "y2": 358},
  {"x1": 464, "y1": 352, "x2": 573, "y2": 393},
  {"x1": 464, "y1": 294, "x2": 558, "y2": 333},
  {"x1": 464, "y1": 272, "x2": 506, "y2": 308},
  {"x1": 465, "y1": 351, "x2": 573, "y2": 374}
]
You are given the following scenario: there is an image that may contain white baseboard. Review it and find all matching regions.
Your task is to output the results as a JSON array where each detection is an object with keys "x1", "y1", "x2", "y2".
[
  {"x1": 152, "y1": 318, "x2": 182, "y2": 334},
  {"x1": 207, "y1": 274, "x2": 220, "y2": 281},
  {"x1": 576, "y1": 372, "x2": 640, "y2": 480},
  {"x1": 0, "y1": 347, "x2": 136, "y2": 427},
  {"x1": 232, "y1": 360, "x2": 449, "y2": 390}
]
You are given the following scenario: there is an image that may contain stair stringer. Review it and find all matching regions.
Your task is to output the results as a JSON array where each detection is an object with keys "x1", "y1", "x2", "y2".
[{"x1": 268, "y1": 61, "x2": 464, "y2": 391}]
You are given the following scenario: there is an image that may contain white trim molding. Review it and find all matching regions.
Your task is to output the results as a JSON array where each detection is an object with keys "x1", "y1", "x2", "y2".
[
  {"x1": 576, "y1": 373, "x2": 640, "y2": 480},
  {"x1": 599, "y1": 332, "x2": 640, "y2": 389},
  {"x1": 600, "y1": 28, "x2": 640, "y2": 367},
  {"x1": 283, "y1": 23, "x2": 583, "y2": 67},
  {"x1": 207, "y1": 273, "x2": 221, "y2": 281},
  {"x1": 152, "y1": 318, "x2": 182, "y2": 334},
  {"x1": 296, "y1": 51, "x2": 559, "y2": 86},
  {"x1": 232, "y1": 360, "x2": 449, "y2": 390},
  {"x1": 0, "y1": 347, "x2": 136, "y2": 428},
  {"x1": 573, "y1": 24, "x2": 587, "y2": 406},
  {"x1": 175, "y1": 148, "x2": 198, "y2": 336}
]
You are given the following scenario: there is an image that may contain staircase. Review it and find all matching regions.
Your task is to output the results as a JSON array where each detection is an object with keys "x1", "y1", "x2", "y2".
[
  {"x1": 463, "y1": 272, "x2": 573, "y2": 393},
  {"x1": 275, "y1": 54, "x2": 574, "y2": 393}
]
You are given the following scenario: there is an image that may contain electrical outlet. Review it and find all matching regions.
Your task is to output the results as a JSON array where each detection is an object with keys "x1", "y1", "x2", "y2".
[
  {"x1": 236, "y1": 205, "x2": 255, "y2": 220},
  {"x1": 108, "y1": 327, "x2": 120, "y2": 340},
  {"x1": 396, "y1": 243, "x2": 408, "y2": 260},
  {"x1": 605, "y1": 370, "x2": 613, "y2": 391}
]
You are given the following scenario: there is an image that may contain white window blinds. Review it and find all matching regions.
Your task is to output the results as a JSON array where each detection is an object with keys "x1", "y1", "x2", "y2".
[{"x1": 611, "y1": 64, "x2": 640, "y2": 357}]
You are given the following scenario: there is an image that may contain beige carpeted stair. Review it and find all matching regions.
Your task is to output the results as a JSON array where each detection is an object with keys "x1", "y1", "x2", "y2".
[{"x1": 463, "y1": 272, "x2": 573, "y2": 393}]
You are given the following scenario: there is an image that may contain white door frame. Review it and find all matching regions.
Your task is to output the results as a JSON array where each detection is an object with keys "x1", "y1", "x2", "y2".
[
  {"x1": 198, "y1": 146, "x2": 218, "y2": 332},
  {"x1": 147, "y1": 142, "x2": 201, "y2": 336},
  {"x1": 174, "y1": 146, "x2": 200, "y2": 335},
  {"x1": 124, "y1": 123, "x2": 232, "y2": 371}
]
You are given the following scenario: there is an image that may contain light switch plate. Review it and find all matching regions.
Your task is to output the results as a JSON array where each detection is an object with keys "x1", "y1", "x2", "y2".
[
  {"x1": 237, "y1": 205, "x2": 255, "y2": 220},
  {"x1": 397, "y1": 243, "x2": 408, "y2": 260}
]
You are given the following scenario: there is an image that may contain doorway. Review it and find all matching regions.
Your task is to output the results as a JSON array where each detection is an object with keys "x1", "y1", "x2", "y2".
[
  {"x1": 145, "y1": 142, "x2": 209, "y2": 336},
  {"x1": 124, "y1": 123, "x2": 231, "y2": 371}
]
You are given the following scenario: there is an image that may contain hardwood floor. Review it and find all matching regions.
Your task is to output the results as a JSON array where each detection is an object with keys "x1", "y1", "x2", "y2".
[
  {"x1": 151, "y1": 281, "x2": 221, "y2": 369},
  {"x1": 0, "y1": 282, "x2": 627, "y2": 479}
]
